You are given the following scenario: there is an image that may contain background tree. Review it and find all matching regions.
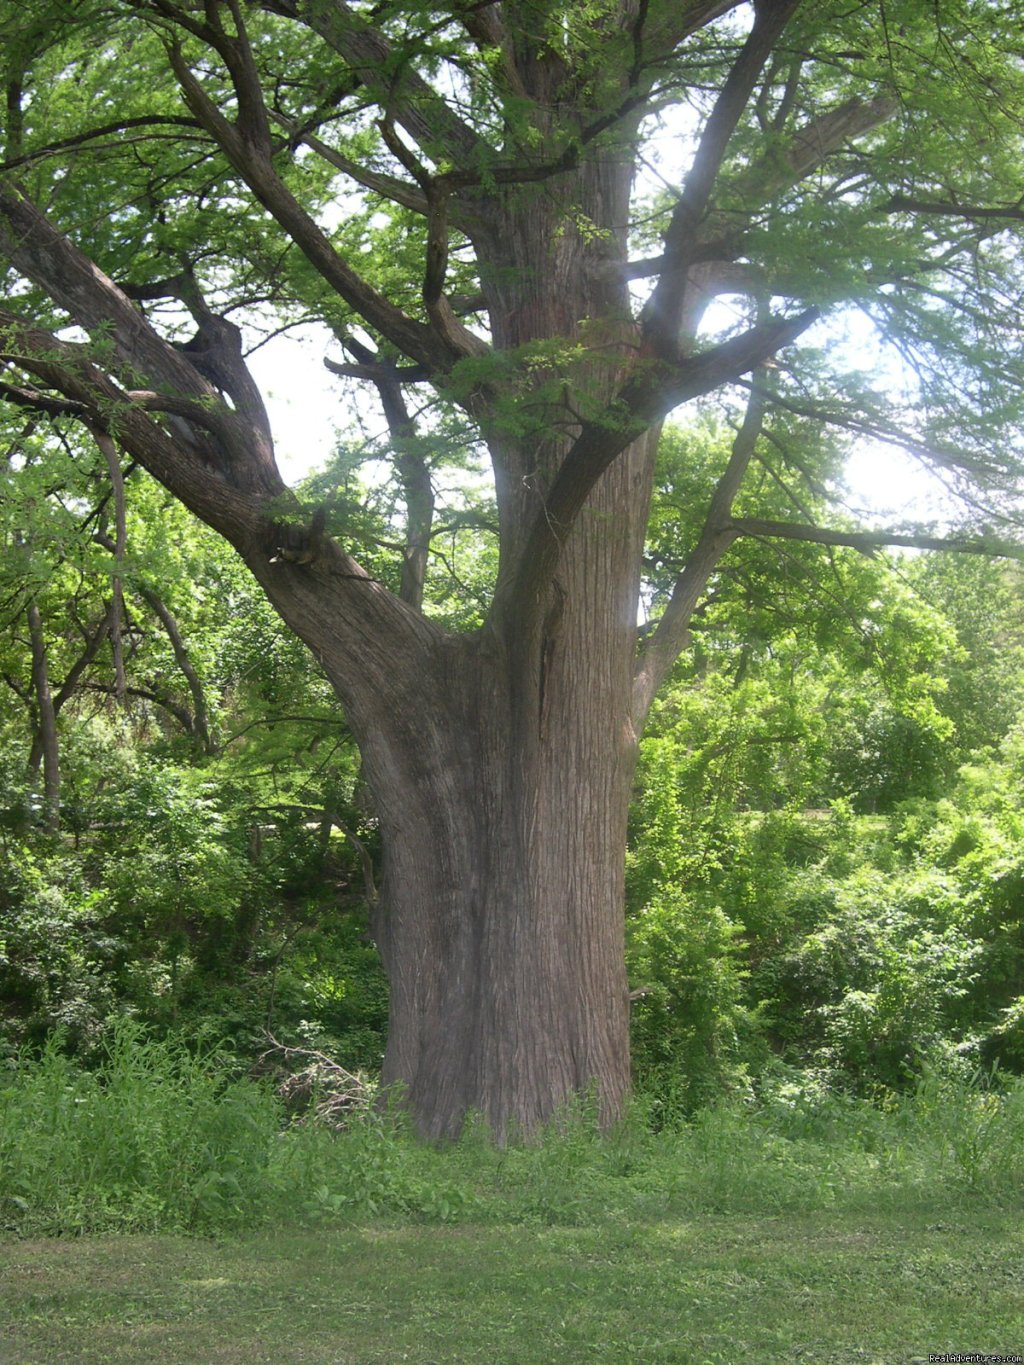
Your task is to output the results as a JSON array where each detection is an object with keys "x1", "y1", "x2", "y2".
[
  {"x1": 0, "y1": 452, "x2": 386, "y2": 1061},
  {"x1": 2, "y1": 0, "x2": 1024, "y2": 1136}
]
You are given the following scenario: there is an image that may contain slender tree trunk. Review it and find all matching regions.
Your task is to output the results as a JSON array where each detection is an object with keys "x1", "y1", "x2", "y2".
[
  {"x1": 138, "y1": 585, "x2": 216, "y2": 754},
  {"x1": 27, "y1": 600, "x2": 60, "y2": 833},
  {"x1": 27, "y1": 606, "x2": 111, "y2": 771},
  {"x1": 95, "y1": 430, "x2": 129, "y2": 700}
]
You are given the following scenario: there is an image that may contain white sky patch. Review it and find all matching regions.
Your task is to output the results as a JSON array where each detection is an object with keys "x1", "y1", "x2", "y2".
[
  {"x1": 841, "y1": 441, "x2": 959, "y2": 524},
  {"x1": 787, "y1": 306, "x2": 963, "y2": 525},
  {"x1": 246, "y1": 323, "x2": 348, "y2": 483}
]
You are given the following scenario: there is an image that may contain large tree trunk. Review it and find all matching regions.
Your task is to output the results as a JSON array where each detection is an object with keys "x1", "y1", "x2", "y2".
[
  {"x1": 246, "y1": 496, "x2": 652, "y2": 1138},
  {"x1": 372, "y1": 708, "x2": 635, "y2": 1141},
  {"x1": 242, "y1": 312, "x2": 657, "y2": 1139},
  {"x1": 341, "y1": 159, "x2": 655, "y2": 1137},
  {"x1": 352, "y1": 438, "x2": 655, "y2": 1139},
  {"x1": 240, "y1": 143, "x2": 658, "y2": 1137}
]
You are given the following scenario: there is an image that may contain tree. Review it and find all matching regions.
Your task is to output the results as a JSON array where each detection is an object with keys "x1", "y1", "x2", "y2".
[
  {"x1": 2, "y1": 0, "x2": 1024, "y2": 1137},
  {"x1": 0, "y1": 418, "x2": 227, "y2": 820}
]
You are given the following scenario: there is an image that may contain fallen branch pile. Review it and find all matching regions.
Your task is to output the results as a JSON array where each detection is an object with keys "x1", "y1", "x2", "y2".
[{"x1": 260, "y1": 1034, "x2": 374, "y2": 1130}]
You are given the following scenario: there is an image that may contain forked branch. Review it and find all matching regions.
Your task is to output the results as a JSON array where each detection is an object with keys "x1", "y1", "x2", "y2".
[
  {"x1": 642, "y1": 0, "x2": 802, "y2": 354},
  {"x1": 260, "y1": 0, "x2": 485, "y2": 164},
  {"x1": 514, "y1": 307, "x2": 817, "y2": 611},
  {"x1": 164, "y1": 43, "x2": 455, "y2": 375}
]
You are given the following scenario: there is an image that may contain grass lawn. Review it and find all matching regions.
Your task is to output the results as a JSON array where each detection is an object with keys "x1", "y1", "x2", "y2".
[{"x1": 2, "y1": 1206, "x2": 1021, "y2": 1364}]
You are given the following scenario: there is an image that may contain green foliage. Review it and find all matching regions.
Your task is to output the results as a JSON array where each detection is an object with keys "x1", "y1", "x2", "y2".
[
  {"x1": 4, "y1": 410, "x2": 1024, "y2": 1120},
  {"x1": 627, "y1": 892, "x2": 751, "y2": 1116},
  {"x1": 628, "y1": 473, "x2": 1024, "y2": 1103},
  {"x1": 766, "y1": 867, "x2": 983, "y2": 1088},
  {"x1": 3, "y1": 1033, "x2": 1023, "y2": 1241},
  {"x1": 626, "y1": 685, "x2": 766, "y2": 1108},
  {"x1": 722, "y1": 733, "x2": 1024, "y2": 1093},
  {"x1": 0, "y1": 502, "x2": 388, "y2": 1066},
  {"x1": 0, "y1": 726, "x2": 389, "y2": 1065},
  {"x1": 0, "y1": 442, "x2": 391, "y2": 1068},
  {"x1": 0, "y1": 1023, "x2": 282, "y2": 1234}
]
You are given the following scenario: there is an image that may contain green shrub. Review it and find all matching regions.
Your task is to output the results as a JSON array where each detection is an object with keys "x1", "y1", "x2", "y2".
[{"x1": 628, "y1": 890, "x2": 754, "y2": 1116}]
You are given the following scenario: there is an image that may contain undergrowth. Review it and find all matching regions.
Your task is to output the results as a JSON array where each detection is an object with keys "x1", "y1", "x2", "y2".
[{"x1": 2, "y1": 1024, "x2": 1022, "y2": 1238}]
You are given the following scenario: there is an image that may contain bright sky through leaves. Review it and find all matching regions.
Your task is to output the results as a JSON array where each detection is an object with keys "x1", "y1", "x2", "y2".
[{"x1": 250, "y1": 315, "x2": 959, "y2": 524}]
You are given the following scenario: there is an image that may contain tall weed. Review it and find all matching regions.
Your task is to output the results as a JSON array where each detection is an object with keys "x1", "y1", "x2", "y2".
[
  {"x1": 899, "y1": 1062, "x2": 1024, "y2": 1193},
  {"x1": 0, "y1": 1023, "x2": 280, "y2": 1233},
  {"x1": 2, "y1": 1035, "x2": 1022, "y2": 1237}
]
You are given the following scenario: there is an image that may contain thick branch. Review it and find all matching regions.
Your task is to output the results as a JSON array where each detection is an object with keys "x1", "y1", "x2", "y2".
[
  {"x1": 779, "y1": 95, "x2": 898, "y2": 182},
  {"x1": 59, "y1": 611, "x2": 114, "y2": 714},
  {"x1": 514, "y1": 307, "x2": 817, "y2": 609},
  {"x1": 436, "y1": 82, "x2": 659, "y2": 193},
  {"x1": 422, "y1": 186, "x2": 489, "y2": 360},
  {"x1": 642, "y1": 0, "x2": 802, "y2": 354},
  {"x1": 172, "y1": 313, "x2": 274, "y2": 441},
  {"x1": 0, "y1": 306, "x2": 446, "y2": 719},
  {"x1": 0, "y1": 186, "x2": 286, "y2": 493},
  {"x1": 26, "y1": 607, "x2": 114, "y2": 770},
  {"x1": 641, "y1": 0, "x2": 746, "y2": 64},
  {"x1": 0, "y1": 114, "x2": 202, "y2": 174},
  {"x1": 0, "y1": 184, "x2": 219, "y2": 407},
  {"x1": 372, "y1": 113, "x2": 488, "y2": 361},
  {"x1": 455, "y1": 1, "x2": 530, "y2": 101},
  {"x1": 0, "y1": 198, "x2": 448, "y2": 728},
  {"x1": 83, "y1": 679, "x2": 199, "y2": 736},
  {"x1": 0, "y1": 377, "x2": 87, "y2": 419},
  {"x1": 634, "y1": 92, "x2": 897, "y2": 331},
  {"x1": 324, "y1": 356, "x2": 429, "y2": 383},
  {"x1": 0, "y1": 305, "x2": 275, "y2": 537},
  {"x1": 324, "y1": 810, "x2": 378, "y2": 907},
  {"x1": 631, "y1": 467, "x2": 1024, "y2": 732},
  {"x1": 270, "y1": 118, "x2": 430, "y2": 215},
  {"x1": 886, "y1": 193, "x2": 1024, "y2": 224},
  {"x1": 350, "y1": 336, "x2": 436, "y2": 613}
]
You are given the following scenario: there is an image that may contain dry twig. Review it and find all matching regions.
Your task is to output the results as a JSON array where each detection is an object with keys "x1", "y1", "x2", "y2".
[{"x1": 260, "y1": 1033, "x2": 374, "y2": 1130}]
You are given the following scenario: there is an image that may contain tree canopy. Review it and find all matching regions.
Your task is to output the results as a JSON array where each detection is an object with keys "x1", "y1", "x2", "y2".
[{"x1": 3, "y1": 2, "x2": 1024, "y2": 570}]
